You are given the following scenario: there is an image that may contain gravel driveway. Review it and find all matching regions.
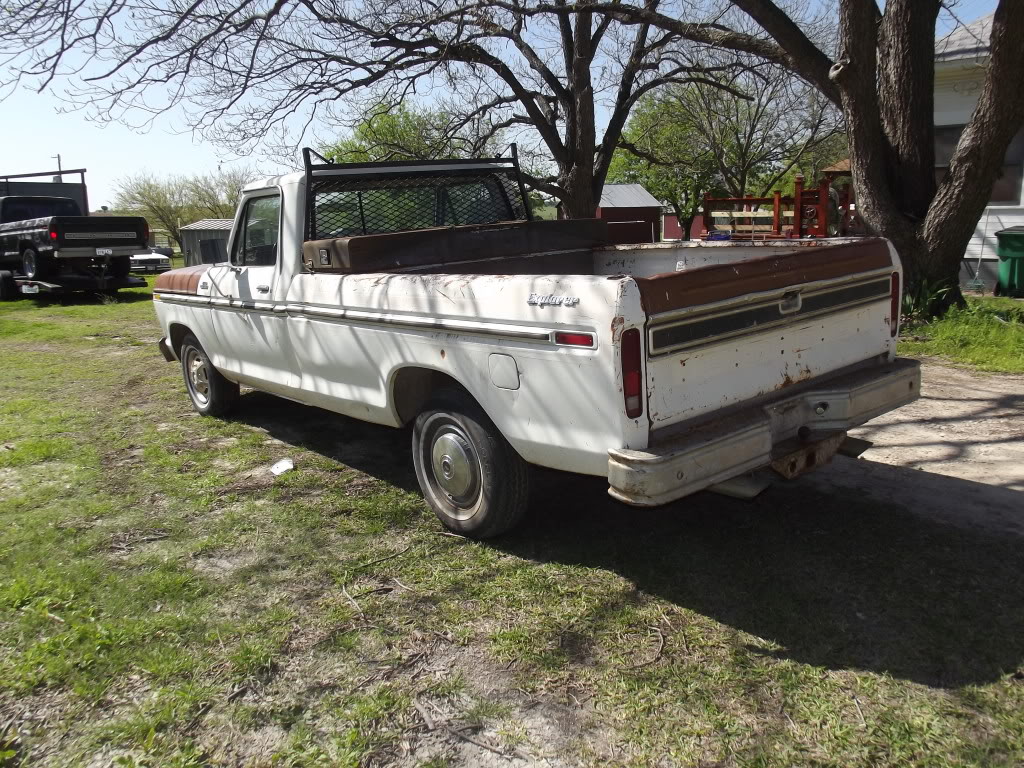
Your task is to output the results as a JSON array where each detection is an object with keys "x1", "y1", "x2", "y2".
[{"x1": 799, "y1": 360, "x2": 1024, "y2": 536}]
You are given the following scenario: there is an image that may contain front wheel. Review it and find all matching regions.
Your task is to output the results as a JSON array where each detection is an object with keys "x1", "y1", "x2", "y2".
[
  {"x1": 179, "y1": 334, "x2": 239, "y2": 416},
  {"x1": 412, "y1": 391, "x2": 529, "y2": 539}
]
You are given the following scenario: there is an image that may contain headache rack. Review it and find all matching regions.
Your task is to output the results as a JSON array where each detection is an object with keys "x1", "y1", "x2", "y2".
[{"x1": 301, "y1": 147, "x2": 533, "y2": 243}]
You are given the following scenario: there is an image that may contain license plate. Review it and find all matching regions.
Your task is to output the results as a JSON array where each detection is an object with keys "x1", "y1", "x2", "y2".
[
  {"x1": 21, "y1": 284, "x2": 40, "y2": 294},
  {"x1": 96, "y1": 247, "x2": 113, "y2": 256}
]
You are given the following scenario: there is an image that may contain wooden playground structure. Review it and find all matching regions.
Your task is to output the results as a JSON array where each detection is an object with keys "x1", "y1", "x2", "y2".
[{"x1": 700, "y1": 164, "x2": 863, "y2": 240}]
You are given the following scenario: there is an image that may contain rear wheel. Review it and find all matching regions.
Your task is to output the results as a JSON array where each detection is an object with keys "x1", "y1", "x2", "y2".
[
  {"x1": 21, "y1": 248, "x2": 53, "y2": 280},
  {"x1": 412, "y1": 390, "x2": 529, "y2": 538},
  {"x1": 110, "y1": 255, "x2": 131, "y2": 278},
  {"x1": 179, "y1": 334, "x2": 239, "y2": 416}
]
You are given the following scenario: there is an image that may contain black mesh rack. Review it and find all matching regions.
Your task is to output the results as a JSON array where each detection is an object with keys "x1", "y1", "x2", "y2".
[{"x1": 301, "y1": 147, "x2": 533, "y2": 242}]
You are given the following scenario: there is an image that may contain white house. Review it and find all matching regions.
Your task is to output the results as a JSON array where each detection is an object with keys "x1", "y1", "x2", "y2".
[{"x1": 935, "y1": 13, "x2": 1024, "y2": 289}]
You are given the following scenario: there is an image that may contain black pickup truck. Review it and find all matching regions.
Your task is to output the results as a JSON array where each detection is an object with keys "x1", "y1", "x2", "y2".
[{"x1": 0, "y1": 195, "x2": 149, "y2": 280}]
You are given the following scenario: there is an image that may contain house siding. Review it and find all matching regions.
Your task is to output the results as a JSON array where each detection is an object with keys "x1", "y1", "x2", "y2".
[{"x1": 935, "y1": 59, "x2": 1024, "y2": 290}]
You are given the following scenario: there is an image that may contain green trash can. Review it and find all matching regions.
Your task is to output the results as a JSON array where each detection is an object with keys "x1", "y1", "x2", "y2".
[{"x1": 995, "y1": 226, "x2": 1024, "y2": 297}]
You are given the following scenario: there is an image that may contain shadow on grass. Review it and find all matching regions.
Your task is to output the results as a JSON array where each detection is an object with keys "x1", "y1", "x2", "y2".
[
  {"x1": 503, "y1": 464, "x2": 1024, "y2": 689},
  {"x1": 22, "y1": 289, "x2": 154, "y2": 306},
  {"x1": 229, "y1": 391, "x2": 419, "y2": 493},
  {"x1": 228, "y1": 391, "x2": 1024, "y2": 689}
]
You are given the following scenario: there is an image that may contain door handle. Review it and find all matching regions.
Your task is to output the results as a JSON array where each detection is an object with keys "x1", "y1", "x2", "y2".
[{"x1": 256, "y1": 285, "x2": 270, "y2": 293}]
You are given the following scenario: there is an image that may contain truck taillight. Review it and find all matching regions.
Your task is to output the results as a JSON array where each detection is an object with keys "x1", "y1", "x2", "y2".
[
  {"x1": 49, "y1": 227, "x2": 58, "y2": 241},
  {"x1": 621, "y1": 327, "x2": 643, "y2": 419},
  {"x1": 890, "y1": 272, "x2": 900, "y2": 337},
  {"x1": 142, "y1": 220, "x2": 150, "y2": 243}
]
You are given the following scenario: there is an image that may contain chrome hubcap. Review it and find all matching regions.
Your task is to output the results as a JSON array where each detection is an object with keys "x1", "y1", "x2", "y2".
[
  {"x1": 185, "y1": 349, "x2": 210, "y2": 404},
  {"x1": 430, "y1": 428, "x2": 479, "y2": 509}
]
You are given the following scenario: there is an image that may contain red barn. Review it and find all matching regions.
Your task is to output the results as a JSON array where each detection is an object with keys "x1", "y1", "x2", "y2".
[{"x1": 595, "y1": 184, "x2": 663, "y2": 244}]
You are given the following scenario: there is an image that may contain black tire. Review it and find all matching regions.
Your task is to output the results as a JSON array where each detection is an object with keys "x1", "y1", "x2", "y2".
[
  {"x1": 412, "y1": 390, "x2": 529, "y2": 538},
  {"x1": 22, "y1": 248, "x2": 53, "y2": 280},
  {"x1": 0, "y1": 270, "x2": 16, "y2": 301},
  {"x1": 110, "y1": 255, "x2": 131, "y2": 278},
  {"x1": 179, "y1": 334, "x2": 239, "y2": 417}
]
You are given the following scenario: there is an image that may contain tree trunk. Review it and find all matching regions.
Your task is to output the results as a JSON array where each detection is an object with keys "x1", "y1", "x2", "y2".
[
  {"x1": 559, "y1": 179, "x2": 597, "y2": 219},
  {"x1": 729, "y1": 0, "x2": 1024, "y2": 317},
  {"x1": 831, "y1": 0, "x2": 1024, "y2": 314},
  {"x1": 679, "y1": 215, "x2": 694, "y2": 241}
]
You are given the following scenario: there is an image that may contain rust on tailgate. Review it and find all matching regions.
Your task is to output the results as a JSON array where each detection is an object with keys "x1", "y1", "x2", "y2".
[
  {"x1": 154, "y1": 264, "x2": 212, "y2": 295},
  {"x1": 637, "y1": 238, "x2": 893, "y2": 315}
]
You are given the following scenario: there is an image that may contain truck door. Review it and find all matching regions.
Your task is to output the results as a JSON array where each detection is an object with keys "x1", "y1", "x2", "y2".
[{"x1": 211, "y1": 191, "x2": 297, "y2": 391}]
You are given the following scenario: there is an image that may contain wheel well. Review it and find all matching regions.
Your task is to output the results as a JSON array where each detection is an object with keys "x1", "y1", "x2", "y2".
[
  {"x1": 167, "y1": 323, "x2": 193, "y2": 359},
  {"x1": 391, "y1": 367, "x2": 470, "y2": 426},
  {"x1": 18, "y1": 241, "x2": 35, "y2": 255}
]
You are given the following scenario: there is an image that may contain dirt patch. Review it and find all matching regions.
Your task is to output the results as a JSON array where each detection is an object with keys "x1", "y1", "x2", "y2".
[
  {"x1": 398, "y1": 645, "x2": 605, "y2": 767},
  {"x1": 109, "y1": 528, "x2": 171, "y2": 556},
  {"x1": 193, "y1": 551, "x2": 262, "y2": 578},
  {"x1": 201, "y1": 723, "x2": 289, "y2": 767},
  {"x1": 0, "y1": 466, "x2": 23, "y2": 493}
]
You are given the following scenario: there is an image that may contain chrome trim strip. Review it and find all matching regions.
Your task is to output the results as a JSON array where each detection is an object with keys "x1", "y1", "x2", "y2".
[
  {"x1": 648, "y1": 274, "x2": 893, "y2": 356},
  {"x1": 64, "y1": 232, "x2": 136, "y2": 239},
  {"x1": 154, "y1": 293, "x2": 557, "y2": 343}
]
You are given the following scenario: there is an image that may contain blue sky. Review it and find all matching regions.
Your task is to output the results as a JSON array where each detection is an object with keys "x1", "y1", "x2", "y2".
[{"x1": 0, "y1": 0, "x2": 998, "y2": 210}]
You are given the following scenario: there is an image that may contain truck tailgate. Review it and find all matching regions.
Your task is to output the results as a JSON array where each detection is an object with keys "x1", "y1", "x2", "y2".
[
  {"x1": 636, "y1": 239, "x2": 899, "y2": 430},
  {"x1": 57, "y1": 216, "x2": 147, "y2": 246}
]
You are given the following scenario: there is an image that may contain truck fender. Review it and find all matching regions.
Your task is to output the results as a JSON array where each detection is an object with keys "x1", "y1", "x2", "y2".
[
  {"x1": 388, "y1": 365, "x2": 509, "y2": 431},
  {"x1": 166, "y1": 322, "x2": 200, "y2": 361},
  {"x1": 389, "y1": 366, "x2": 466, "y2": 426}
]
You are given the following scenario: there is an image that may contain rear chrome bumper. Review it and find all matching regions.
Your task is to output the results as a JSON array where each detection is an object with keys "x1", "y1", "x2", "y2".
[
  {"x1": 54, "y1": 246, "x2": 142, "y2": 259},
  {"x1": 607, "y1": 358, "x2": 921, "y2": 507}
]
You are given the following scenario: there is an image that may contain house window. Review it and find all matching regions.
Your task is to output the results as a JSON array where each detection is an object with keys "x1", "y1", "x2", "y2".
[{"x1": 935, "y1": 125, "x2": 1024, "y2": 205}]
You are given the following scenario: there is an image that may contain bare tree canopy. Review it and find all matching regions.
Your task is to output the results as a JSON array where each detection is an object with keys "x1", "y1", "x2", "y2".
[
  {"x1": 5, "y1": 0, "x2": 1016, "y2": 311},
  {"x1": 0, "y1": 0, "x2": 757, "y2": 217},
  {"x1": 661, "y1": 60, "x2": 842, "y2": 198}
]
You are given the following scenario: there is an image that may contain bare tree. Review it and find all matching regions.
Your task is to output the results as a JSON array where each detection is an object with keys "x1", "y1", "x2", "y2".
[
  {"x1": 609, "y1": 93, "x2": 722, "y2": 240},
  {"x1": 115, "y1": 167, "x2": 256, "y2": 248},
  {"x1": 532, "y1": 0, "x2": 1024, "y2": 311},
  {"x1": 669, "y1": 61, "x2": 842, "y2": 197},
  {"x1": 114, "y1": 174, "x2": 192, "y2": 249},
  {"x1": 0, "y1": 0, "x2": 749, "y2": 218},
  {"x1": 186, "y1": 166, "x2": 259, "y2": 220}
]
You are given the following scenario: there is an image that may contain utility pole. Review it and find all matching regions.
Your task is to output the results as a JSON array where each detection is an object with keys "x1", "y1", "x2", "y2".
[{"x1": 51, "y1": 154, "x2": 63, "y2": 182}]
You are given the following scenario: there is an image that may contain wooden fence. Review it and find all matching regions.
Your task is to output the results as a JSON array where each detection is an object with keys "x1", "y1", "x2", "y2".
[{"x1": 700, "y1": 175, "x2": 832, "y2": 240}]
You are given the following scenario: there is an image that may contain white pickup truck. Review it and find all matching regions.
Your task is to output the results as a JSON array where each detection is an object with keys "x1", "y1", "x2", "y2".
[{"x1": 153, "y1": 149, "x2": 920, "y2": 537}]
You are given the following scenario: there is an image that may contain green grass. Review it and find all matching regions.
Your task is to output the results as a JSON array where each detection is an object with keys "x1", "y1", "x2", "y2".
[
  {"x1": 899, "y1": 297, "x2": 1024, "y2": 373},
  {"x1": 1, "y1": 285, "x2": 1023, "y2": 766}
]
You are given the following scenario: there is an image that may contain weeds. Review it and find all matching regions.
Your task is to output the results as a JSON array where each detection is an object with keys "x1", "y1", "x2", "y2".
[{"x1": 900, "y1": 297, "x2": 1024, "y2": 372}]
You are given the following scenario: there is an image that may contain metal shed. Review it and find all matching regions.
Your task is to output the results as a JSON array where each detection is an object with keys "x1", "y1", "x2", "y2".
[
  {"x1": 596, "y1": 184, "x2": 664, "y2": 244},
  {"x1": 180, "y1": 219, "x2": 233, "y2": 266}
]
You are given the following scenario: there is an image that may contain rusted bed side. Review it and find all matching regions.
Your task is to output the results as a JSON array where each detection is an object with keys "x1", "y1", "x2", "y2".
[{"x1": 635, "y1": 238, "x2": 894, "y2": 314}]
